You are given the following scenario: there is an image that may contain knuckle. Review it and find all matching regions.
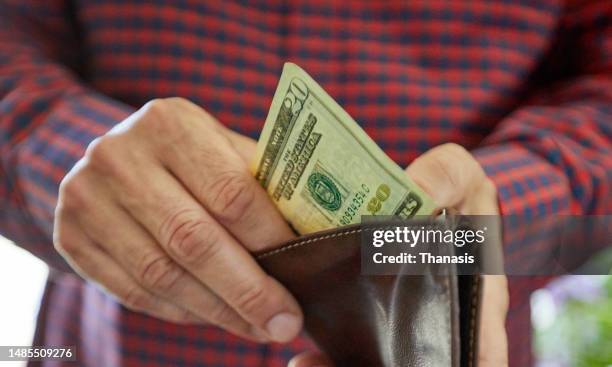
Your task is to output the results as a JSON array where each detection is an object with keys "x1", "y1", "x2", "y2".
[
  {"x1": 52, "y1": 210, "x2": 85, "y2": 259},
  {"x1": 138, "y1": 98, "x2": 193, "y2": 144},
  {"x1": 164, "y1": 96, "x2": 191, "y2": 108},
  {"x1": 138, "y1": 253, "x2": 183, "y2": 292},
  {"x1": 52, "y1": 226, "x2": 74, "y2": 256},
  {"x1": 161, "y1": 210, "x2": 220, "y2": 264},
  {"x1": 58, "y1": 172, "x2": 89, "y2": 210},
  {"x1": 83, "y1": 136, "x2": 142, "y2": 195},
  {"x1": 142, "y1": 98, "x2": 172, "y2": 118},
  {"x1": 123, "y1": 286, "x2": 151, "y2": 311},
  {"x1": 167, "y1": 98, "x2": 216, "y2": 124},
  {"x1": 86, "y1": 136, "x2": 115, "y2": 164},
  {"x1": 207, "y1": 172, "x2": 255, "y2": 224},
  {"x1": 138, "y1": 99, "x2": 174, "y2": 130},
  {"x1": 53, "y1": 233, "x2": 72, "y2": 255},
  {"x1": 84, "y1": 136, "x2": 124, "y2": 174},
  {"x1": 231, "y1": 277, "x2": 271, "y2": 318},
  {"x1": 52, "y1": 233, "x2": 64, "y2": 253}
]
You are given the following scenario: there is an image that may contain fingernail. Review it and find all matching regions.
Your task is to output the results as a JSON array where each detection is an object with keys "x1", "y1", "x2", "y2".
[{"x1": 265, "y1": 312, "x2": 301, "y2": 342}]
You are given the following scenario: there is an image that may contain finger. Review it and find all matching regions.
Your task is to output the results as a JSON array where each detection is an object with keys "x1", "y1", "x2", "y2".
[
  {"x1": 112, "y1": 161, "x2": 302, "y2": 343},
  {"x1": 139, "y1": 98, "x2": 295, "y2": 250},
  {"x1": 71, "y1": 183, "x2": 261, "y2": 342},
  {"x1": 221, "y1": 126, "x2": 258, "y2": 164},
  {"x1": 405, "y1": 143, "x2": 486, "y2": 209},
  {"x1": 53, "y1": 214, "x2": 195, "y2": 324},
  {"x1": 151, "y1": 97, "x2": 257, "y2": 165},
  {"x1": 288, "y1": 352, "x2": 333, "y2": 367},
  {"x1": 478, "y1": 275, "x2": 509, "y2": 367}
]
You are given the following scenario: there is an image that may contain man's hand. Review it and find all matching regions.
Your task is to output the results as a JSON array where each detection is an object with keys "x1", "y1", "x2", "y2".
[
  {"x1": 289, "y1": 143, "x2": 509, "y2": 367},
  {"x1": 53, "y1": 97, "x2": 302, "y2": 343}
]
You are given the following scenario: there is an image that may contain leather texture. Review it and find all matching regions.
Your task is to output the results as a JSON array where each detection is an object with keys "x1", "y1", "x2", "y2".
[{"x1": 258, "y1": 220, "x2": 482, "y2": 367}]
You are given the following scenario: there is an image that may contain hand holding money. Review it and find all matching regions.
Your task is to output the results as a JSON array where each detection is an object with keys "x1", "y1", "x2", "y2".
[
  {"x1": 54, "y1": 97, "x2": 303, "y2": 343},
  {"x1": 53, "y1": 64, "x2": 507, "y2": 366},
  {"x1": 269, "y1": 65, "x2": 508, "y2": 367}
]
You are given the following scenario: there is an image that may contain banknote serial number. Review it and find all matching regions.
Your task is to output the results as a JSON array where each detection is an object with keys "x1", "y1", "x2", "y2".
[
  {"x1": 339, "y1": 184, "x2": 371, "y2": 225},
  {"x1": 1, "y1": 346, "x2": 75, "y2": 361},
  {"x1": 339, "y1": 184, "x2": 394, "y2": 225}
]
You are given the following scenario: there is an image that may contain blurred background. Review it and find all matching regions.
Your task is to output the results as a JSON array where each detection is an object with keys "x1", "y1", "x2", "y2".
[
  {"x1": 532, "y1": 275, "x2": 612, "y2": 367},
  {"x1": 0, "y1": 236, "x2": 47, "y2": 367},
  {"x1": 0, "y1": 234, "x2": 610, "y2": 367}
]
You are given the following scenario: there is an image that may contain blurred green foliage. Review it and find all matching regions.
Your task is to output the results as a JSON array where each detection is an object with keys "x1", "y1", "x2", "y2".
[{"x1": 534, "y1": 276, "x2": 612, "y2": 366}]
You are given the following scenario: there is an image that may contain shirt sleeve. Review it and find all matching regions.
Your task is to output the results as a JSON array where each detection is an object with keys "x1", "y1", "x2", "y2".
[
  {"x1": 472, "y1": 1, "x2": 612, "y2": 267},
  {"x1": 474, "y1": 1, "x2": 611, "y2": 216},
  {"x1": 0, "y1": 1, "x2": 133, "y2": 271}
]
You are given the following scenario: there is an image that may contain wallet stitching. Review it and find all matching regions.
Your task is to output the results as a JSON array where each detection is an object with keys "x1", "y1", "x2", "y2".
[
  {"x1": 258, "y1": 223, "x2": 466, "y2": 364},
  {"x1": 256, "y1": 228, "x2": 363, "y2": 259},
  {"x1": 468, "y1": 276, "x2": 480, "y2": 367},
  {"x1": 256, "y1": 224, "x2": 443, "y2": 260}
]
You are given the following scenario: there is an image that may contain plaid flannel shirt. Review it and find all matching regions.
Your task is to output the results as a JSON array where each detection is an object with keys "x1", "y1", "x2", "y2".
[{"x1": 1, "y1": 1, "x2": 611, "y2": 366}]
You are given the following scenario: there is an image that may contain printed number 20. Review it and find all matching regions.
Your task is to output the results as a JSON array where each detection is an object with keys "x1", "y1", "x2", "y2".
[{"x1": 367, "y1": 184, "x2": 391, "y2": 214}]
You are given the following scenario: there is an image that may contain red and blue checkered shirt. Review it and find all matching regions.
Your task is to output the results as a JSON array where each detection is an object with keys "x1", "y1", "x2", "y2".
[{"x1": 1, "y1": 1, "x2": 611, "y2": 366}]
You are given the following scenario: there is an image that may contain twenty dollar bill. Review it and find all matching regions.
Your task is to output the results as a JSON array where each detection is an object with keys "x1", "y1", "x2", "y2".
[{"x1": 252, "y1": 63, "x2": 435, "y2": 234}]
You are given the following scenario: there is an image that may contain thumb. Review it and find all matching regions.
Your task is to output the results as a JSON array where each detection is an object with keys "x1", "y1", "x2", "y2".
[
  {"x1": 405, "y1": 143, "x2": 486, "y2": 209},
  {"x1": 478, "y1": 275, "x2": 509, "y2": 366}
]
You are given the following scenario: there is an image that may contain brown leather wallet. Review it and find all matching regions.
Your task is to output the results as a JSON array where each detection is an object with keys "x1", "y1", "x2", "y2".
[{"x1": 258, "y1": 220, "x2": 482, "y2": 367}]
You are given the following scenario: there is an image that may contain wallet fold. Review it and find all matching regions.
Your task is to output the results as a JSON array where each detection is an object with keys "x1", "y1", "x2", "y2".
[{"x1": 258, "y1": 220, "x2": 482, "y2": 367}]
